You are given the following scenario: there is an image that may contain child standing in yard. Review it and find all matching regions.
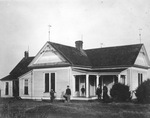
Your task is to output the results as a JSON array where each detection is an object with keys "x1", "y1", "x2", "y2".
[{"x1": 50, "y1": 89, "x2": 55, "y2": 103}]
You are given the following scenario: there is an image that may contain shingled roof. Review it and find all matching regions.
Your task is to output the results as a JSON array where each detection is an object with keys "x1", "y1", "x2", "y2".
[
  {"x1": 85, "y1": 44, "x2": 143, "y2": 68},
  {"x1": 50, "y1": 42, "x2": 143, "y2": 68},
  {"x1": 1, "y1": 42, "x2": 144, "y2": 81},
  {"x1": 1, "y1": 57, "x2": 34, "y2": 81}
]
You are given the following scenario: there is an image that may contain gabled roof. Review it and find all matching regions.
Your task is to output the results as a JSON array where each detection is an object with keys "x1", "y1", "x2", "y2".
[
  {"x1": 1, "y1": 57, "x2": 34, "y2": 81},
  {"x1": 49, "y1": 42, "x2": 144, "y2": 69},
  {"x1": 85, "y1": 44, "x2": 143, "y2": 68},
  {"x1": 1, "y1": 42, "x2": 146, "y2": 81}
]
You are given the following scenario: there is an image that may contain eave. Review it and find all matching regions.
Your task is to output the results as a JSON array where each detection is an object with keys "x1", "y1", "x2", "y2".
[{"x1": 133, "y1": 64, "x2": 150, "y2": 69}]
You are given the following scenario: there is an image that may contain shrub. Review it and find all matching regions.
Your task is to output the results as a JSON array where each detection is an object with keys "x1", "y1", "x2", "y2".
[
  {"x1": 135, "y1": 79, "x2": 150, "y2": 103},
  {"x1": 110, "y1": 83, "x2": 131, "y2": 102}
]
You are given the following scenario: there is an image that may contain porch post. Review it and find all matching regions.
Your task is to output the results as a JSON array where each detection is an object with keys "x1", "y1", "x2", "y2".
[
  {"x1": 102, "y1": 76, "x2": 103, "y2": 87},
  {"x1": 96, "y1": 75, "x2": 99, "y2": 87},
  {"x1": 113, "y1": 76, "x2": 115, "y2": 84},
  {"x1": 118, "y1": 74, "x2": 121, "y2": 83},
  {"x1": 86, "y1": 74, "x2": 89, "y2": 98}
]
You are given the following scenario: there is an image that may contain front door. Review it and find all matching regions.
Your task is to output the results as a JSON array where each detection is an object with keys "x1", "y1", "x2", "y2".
[
  {"x1": 13, "y1": 80, "x2": 19, "y2": 97},
  {"x1": 89, "y1": 75, "x2": 96, "y2": 96},
  {"x1": 75, "y1": 75, "x2": 86, "y2": 97}
]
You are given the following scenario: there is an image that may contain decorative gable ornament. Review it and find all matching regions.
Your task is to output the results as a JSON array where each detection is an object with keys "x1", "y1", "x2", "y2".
[{"x1": 28, "y1": 42, "x2": 69, "y2": 68}]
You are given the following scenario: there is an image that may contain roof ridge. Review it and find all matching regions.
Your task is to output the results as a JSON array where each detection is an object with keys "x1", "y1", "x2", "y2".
[
  {"x1": 48, "y1": 41, "x2": 77, "y2": 49},
  {"x1": 85, "y1": 43, "x2": 143, "y2": 51}
]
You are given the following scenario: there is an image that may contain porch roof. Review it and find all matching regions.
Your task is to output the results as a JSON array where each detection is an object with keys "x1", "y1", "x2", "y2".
[{"x1": 73, "y1": 68, "x2": 127, "y2": 73}]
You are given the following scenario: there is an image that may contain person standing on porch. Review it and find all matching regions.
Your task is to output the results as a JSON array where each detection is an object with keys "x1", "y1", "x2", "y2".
[
  {"x1": 65, "y1": 85, "x2": 71, "y2": 102},
  {"x1": 96, "y1": 84, "x2": 102, "y2": 101},
  {"x1": 81, "y1": 85, "x2": 85, "y2": 96},
  {"x1": 103, "y1": 84, "x2": 109, "y2": 102}
]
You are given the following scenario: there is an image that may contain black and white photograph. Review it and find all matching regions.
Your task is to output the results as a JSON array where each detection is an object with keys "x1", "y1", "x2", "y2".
[{"x1": 0, "y1": 0, "x2": 150, "y2": 118}]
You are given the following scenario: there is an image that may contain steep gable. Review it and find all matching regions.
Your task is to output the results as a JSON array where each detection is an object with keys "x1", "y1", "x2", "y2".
[
  {"x1": 134, "y1": 45, "x2": 150, "y2": 68},
  {"x1": 28, "y1": 42, "x2": 70, "y2": 68}
]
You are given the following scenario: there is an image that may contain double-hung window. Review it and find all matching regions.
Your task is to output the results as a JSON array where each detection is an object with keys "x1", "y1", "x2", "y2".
[
  {"x1": 45, "y1": 73, "x2": 55, "y2": 92},
  {"x1": 5, "y1": 82, "x2": 9, "y2": 95},
  {"x1": 24, "y1": 79, "x2": 28, "y2": 95},
  {"x1": 75, "y1": 76, "x2": 79, "y2": 92},
  {"x1": 121, "y1": 75, "x2": 126, "y2": 85},
  {"x1": 138, "y1": 73, "x2": 143, "y2": 86}
]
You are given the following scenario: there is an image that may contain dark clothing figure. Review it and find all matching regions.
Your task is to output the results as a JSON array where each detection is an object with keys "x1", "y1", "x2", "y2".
[
  {"x1": 96, "y1": 85, "x2": 102, "y2": 100},
  {"x1": 81, "y1": 87, "x2": 85, "y2": 96},
  {"x1": 64, "y1": 86, "x2": 71, "y2": 102},
  {"x1": 66, "y1": 88, "x2": 71, "y2": 95},
  {"x1": 50, "y1": 89, "x2": 55, "y2": 103},
  {"x1": 103, "y1": 85, "x2": 109, "y2": 102}
]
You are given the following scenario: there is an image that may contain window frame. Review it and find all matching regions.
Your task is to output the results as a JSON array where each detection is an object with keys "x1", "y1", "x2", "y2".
[
  {"x1": 138, "y1": 73, "x2": 143, "y2": 86},
  {"x1": 75, "y1": 76, "x2": 79, "y2": 92},
  {"x1": 5, "y1": 82, "x2": 9, "y2": 95},
  {"x1": 44, "y1": 72, "x2": 56, "y2": 93},
  {"x1": 24, "y1": 79, "x2": 29, "y2": 95},
  {"x1": 121, "y1": 75, "x2": 126, "y2": 85}
]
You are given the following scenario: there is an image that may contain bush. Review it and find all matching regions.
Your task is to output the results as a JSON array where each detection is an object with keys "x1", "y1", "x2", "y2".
[
  {"x1": 110, "y1": 83, "x2": 131, "y2": 102},
  {"x1": 135, "y1": 79, "x2": 150, "y2": 103}
]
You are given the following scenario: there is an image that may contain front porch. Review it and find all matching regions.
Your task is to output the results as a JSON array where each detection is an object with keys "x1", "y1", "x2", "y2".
[{"x1": 72, "y1": 69, "x2": 127, "y2": 100}]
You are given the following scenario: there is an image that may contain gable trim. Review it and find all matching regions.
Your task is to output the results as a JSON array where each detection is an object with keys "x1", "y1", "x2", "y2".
[
  {"x1": 50, "y1": 42, "x2": 73, "y2": 65},
  {"x1": 28, "y1": 42, "x2": 71, "y2": 68}
]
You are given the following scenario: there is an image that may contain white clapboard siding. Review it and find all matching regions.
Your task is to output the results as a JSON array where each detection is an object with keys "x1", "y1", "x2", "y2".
[
  {"x1": 19, "y1": 72, "x2": 32, "y2": 99},
  {"x1": 33, "y1": 67, "x2": 71, "y2": 100},
  {"x1": 131, "y1": 67, "x2": 148, "y2": 91}
]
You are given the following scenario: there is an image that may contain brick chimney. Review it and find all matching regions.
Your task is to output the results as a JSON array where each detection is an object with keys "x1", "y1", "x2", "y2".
[
  {"x1": 75, "y1": 40, "x2": 83, "y2": 50},
  {"x1": 24, "y1": 51, "x2": 29, "y2": 59}
]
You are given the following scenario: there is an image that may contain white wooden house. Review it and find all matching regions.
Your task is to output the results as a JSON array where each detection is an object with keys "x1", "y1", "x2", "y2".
[{"x1": 1, "y1": 41, "x2": 150, "y2": 100}]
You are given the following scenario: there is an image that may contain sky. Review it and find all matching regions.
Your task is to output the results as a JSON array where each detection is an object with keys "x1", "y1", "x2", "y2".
[{"x1": 0, "y1": 0, "x2": 150, "y2": 78}]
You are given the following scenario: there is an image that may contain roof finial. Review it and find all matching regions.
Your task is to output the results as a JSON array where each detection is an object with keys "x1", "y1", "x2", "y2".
[
  {"x1": 139, "y1": 28, "x2": 142, "y2": 43},
  {"x1": 48, "y1": 25, "x2": 51, "y2": 42}
]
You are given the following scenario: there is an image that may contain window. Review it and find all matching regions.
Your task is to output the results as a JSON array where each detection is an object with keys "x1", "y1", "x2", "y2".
[
  {"x1": 24, "y1": 79, "x2": 28, "y2": 95},
  {"x1": 138, "y1": 73, "x2": 143, "y2": 86},
  {"x1": 51, "y1": 73, "x2": 55, "y2": 92},
  {"x1": 121, "y1": 75, "x2": 126, "y2": 85},
  {"x1": 45, "y1": 73, "x2": 55, "y2": 92},
  {"x1": 5, "y1": 82, "x2": 9, "y2": 95},
  {"x1": 45, "y1": 73, "x2": 49, "y2": 92},
  {"x1": 75, "y1": 76, "x2": 79, "y2": 91}
]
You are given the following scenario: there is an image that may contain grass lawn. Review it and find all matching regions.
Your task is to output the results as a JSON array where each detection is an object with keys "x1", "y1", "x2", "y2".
[{"x1": 0, "y1": 98, "x2": 150, "y2": 118}]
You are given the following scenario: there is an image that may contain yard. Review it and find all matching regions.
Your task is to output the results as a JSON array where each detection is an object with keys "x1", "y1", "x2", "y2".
[{"x1": 0, "y1": 98, "x2": 150, "y2": 118}]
